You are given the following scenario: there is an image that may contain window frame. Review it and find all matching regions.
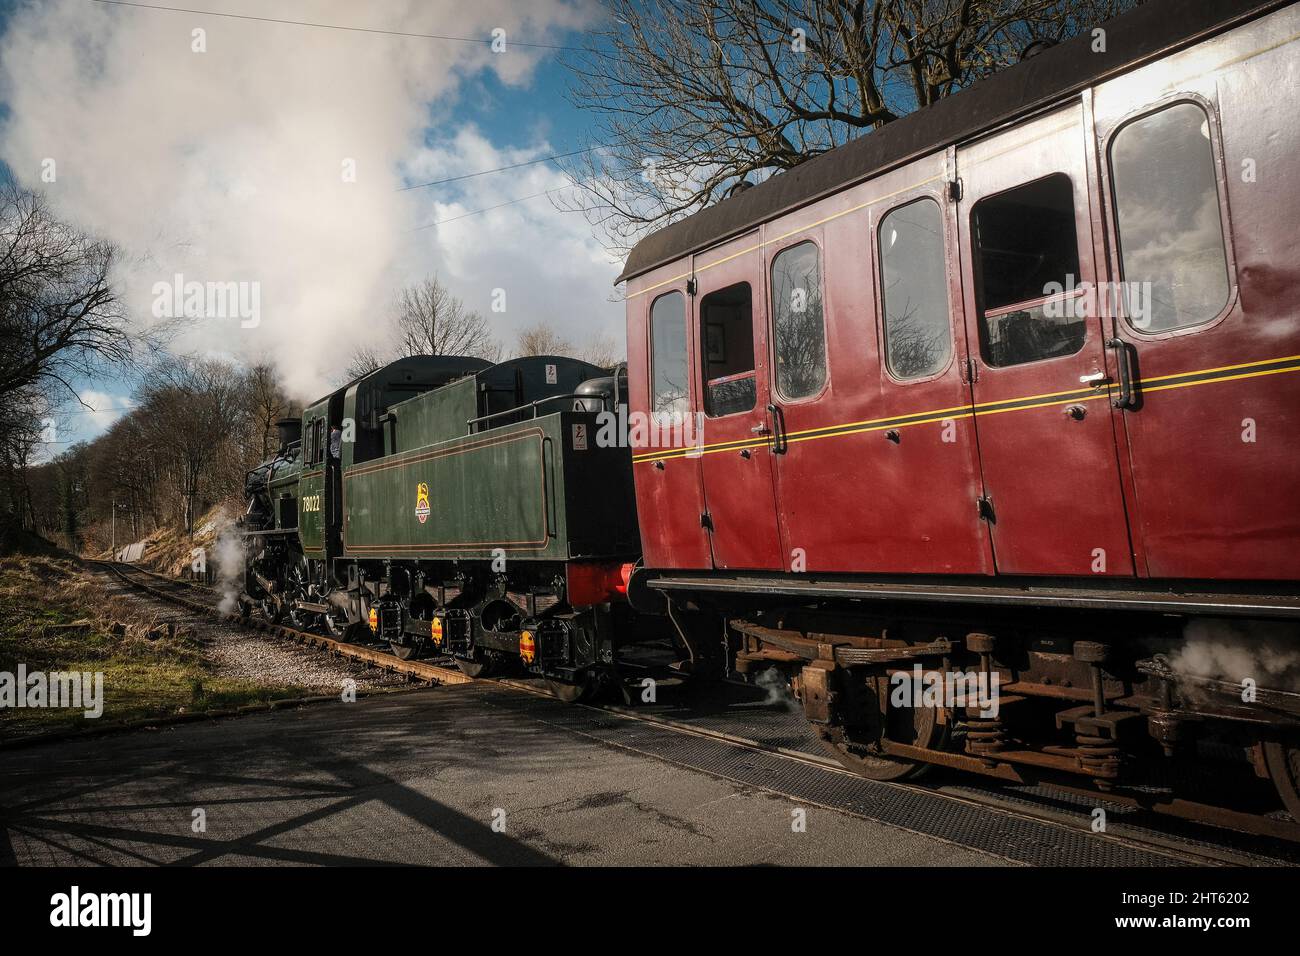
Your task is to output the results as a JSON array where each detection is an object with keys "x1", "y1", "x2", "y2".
[
  {"x1": 968, "y1": 171, "x2": 1091, "y2": 370},
  {"x1": 647, "y1": 288, "x2": 692, "y2": 425},
  {"x1": 874, "y1": 194, "x2": 957, "y2": 385},
  {"x1": 767, "y1": 236, "x2": 830, "y2": 405},
  {"x1": 1101, "y1": 92, "x2": 1238, "y2": 341},
  {"x1": 697, "y1": 279, "x2": 759, "y2": 420}
]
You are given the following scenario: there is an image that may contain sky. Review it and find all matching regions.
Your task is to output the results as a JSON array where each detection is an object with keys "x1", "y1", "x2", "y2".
[{"x1": 0, "y1": 0, "x2": 625, "y2": 457}]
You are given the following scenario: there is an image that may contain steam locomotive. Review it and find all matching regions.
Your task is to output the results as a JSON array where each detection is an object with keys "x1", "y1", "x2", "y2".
[
  {"x1": 240, "y1": 355, "x2": 640, "y2": 701},
  {"x1": 244, "y1": 0, "x2": 1300, "y2": 821}
]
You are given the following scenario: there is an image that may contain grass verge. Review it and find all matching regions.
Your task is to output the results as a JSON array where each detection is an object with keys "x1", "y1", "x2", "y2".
[{"x1": 0, "y1": 556, "x2": 308, "y2": 740}]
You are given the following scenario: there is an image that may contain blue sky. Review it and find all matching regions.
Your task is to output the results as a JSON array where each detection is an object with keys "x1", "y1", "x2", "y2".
[
  {"x1": 0, "y1": 0, "x2": 621, "y2": 460},
  {"x1": 453, "y1": 56, "x2": 593, "y2": 157}
]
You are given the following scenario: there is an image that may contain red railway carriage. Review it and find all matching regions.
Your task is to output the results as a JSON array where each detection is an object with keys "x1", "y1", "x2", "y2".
[{"x1": 618, "y1": 0, "x2": 1300, "y2": 824}]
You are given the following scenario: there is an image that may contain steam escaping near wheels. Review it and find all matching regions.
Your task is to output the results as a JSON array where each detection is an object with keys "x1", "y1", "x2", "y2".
[
  {"x1": 753, "y1": 667, "x2": 795, "y2": 710},
  {"x1": 1170, "y1": 618, "x2": 1300, "y2": 695},
  {"x1": 212, "y1": 528, "x2": 247, "y2": 616}
]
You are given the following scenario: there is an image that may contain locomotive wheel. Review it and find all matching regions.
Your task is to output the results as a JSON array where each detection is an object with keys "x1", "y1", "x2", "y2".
[
  {"x1": 322, "y1": 608, "x2": 350, "y2": 639},
  {"x1": 1262, "y1": 739, "x2": 1300, "y2": 819},
  {"x1": 259, "y1": 596, "x2": 283, "y2": 624},
  {"x1": 286, "y1": 601, "x2": 312, "y2": 631},
  {"x1": 815, "y1": 674, "x2": 950, "y2": 782}
]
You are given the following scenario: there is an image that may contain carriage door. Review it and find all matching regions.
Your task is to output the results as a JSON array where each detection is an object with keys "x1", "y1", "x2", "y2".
[
  {"x1": 1099, "y1": 96, "x2": 1300, "y2": 580},
  {"x1": 955, "y1": 103, "x2": 1135, "y2": 576},
  {"x1": 692, "y1": 233, "x2": 785, "y2": 570}
]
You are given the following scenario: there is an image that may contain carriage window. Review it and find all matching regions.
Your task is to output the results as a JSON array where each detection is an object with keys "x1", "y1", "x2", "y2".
[
  {"x1": 880, "y1": 199, "x2": 952, "y2": 379},
  {"x1": 1110, "y1": 102, "x2": 1230, "y2": 332},
  {"x1": 770, "y1": 242, "x2": 828, "y2": 400},
  {"x1": 649, "y1": 291, "x2": 689, "y2": 420},
  {"x1": 700, "y1": 282, "x2": 756, "y2": 417},
  {"x1": 973, "y1": 173, "x2": 1086, "y2": 367}
]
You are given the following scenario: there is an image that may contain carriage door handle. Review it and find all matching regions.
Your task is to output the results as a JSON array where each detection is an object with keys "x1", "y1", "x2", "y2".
[
  {"x1": 766, "y1": 403, "x2": 788, "y2": 455},
  {"x1": 751, "y1": 422, "x2": 769, "y2": 435},
  {"x1": 1079, "y1": 371, "x2": 1107, "y2": 387},
  {"x1": 1106, "y1": 338, "x2": 1137, "y2": 409}
]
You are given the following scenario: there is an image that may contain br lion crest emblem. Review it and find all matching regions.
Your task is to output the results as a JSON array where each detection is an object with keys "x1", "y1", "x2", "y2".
[{"x1": 415, "y1": 482, "x2": 430, "y2": 524}]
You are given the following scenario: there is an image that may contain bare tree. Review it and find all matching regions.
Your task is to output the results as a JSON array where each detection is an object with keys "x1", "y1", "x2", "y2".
[
  {"x1": 346, "y1": 276, "x2": 500, "y2": 378},
  {"x1": 138, "y1": 356, "x2": 248, "y2": 534},
  {"x1": 0, "y1": 182, "x2": 145, "y2": 545},
  {"x1": 23, "y1": 458, "x2": 64, "y2": 545},
  {"x1": 394, "y1": 279, "x2": 500, "y2": 358},
  {"x1": 53, "y1": 443, "x2": 89, "y2": 553},
  {"x1": 245, "y1": 361, "x2": 297, "y2": 461},
  {"x1": 559, "y1": 0, "x2": 1134, "y2": 250},
  {"x1": 578, "y1": 332, "x2": 624, "y2": 369},
  {"x1": 344, "y1": 344, "x2": 388, "y2": 380},
  {"x1": 0, "y1": 390, "x2": 50, "y2": 540},
  {"x1": 0, "y1": 183, "x2": 136, "y2": 403},
  {"x1": 16, "y1": 356, "x2": 301, "y2": 553},
  {"x1": 515, "y1": 321, "x2": 574, "y2": 357},
  {"x1": 89, "y1": 414, "x2": 162, "y2": 542}
]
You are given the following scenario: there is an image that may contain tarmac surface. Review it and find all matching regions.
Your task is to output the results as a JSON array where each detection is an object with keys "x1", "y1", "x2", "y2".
[{"x1": 0, "y1": 681, "x2": 1004, "y2": 866}]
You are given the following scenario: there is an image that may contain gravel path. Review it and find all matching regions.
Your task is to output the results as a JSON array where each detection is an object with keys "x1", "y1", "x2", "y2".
[{"x1": 97, "y1": 572, "x2": 406, "y2": 693}]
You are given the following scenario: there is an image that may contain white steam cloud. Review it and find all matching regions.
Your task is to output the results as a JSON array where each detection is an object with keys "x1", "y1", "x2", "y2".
[
  {"x1": 754, "y1": 666, "x2": 794, "y2": 710},
  {"x1": 1171, "y1": 617, "x2": 1300, "y2": 693},
  {"x1": 0, "y1": 0, "x2": 621, "y2": 401},
  {"x1": 213, "y1": 525, "x2": 246, "y2": 615}
]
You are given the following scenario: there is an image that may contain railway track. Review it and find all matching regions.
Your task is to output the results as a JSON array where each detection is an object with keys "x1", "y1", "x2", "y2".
[
  {"x1": 90, "y1": 560, "x2": 1300, "y2": 866},
  {"x1": 92, "y1": 560, "x2": 470, "y2": 687}
]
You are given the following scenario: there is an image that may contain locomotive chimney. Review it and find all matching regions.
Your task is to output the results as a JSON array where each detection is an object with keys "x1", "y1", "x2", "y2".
[{"x1": 275, "y1": 417, "x2": 302, "y2": 451}]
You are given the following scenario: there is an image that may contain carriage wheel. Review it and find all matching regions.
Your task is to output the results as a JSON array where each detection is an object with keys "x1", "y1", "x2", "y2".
[
  {"x1": 1263, "y1": 739, "x2": 1300, "y2": 820},
  {"x1": 815, "y1": 674, "x2": 949, "y2": 781}
]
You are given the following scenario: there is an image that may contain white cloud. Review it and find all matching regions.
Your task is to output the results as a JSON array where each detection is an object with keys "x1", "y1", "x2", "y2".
[
  {"x1": 77, "y1": 390, "x2": 138, "y2": 434},
  {"x1": 0, "y1": 0, "x2": 619, "y2": 402},
  {"x1": 399, "y1": 127, "x2": 624, "y2": 353}
]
